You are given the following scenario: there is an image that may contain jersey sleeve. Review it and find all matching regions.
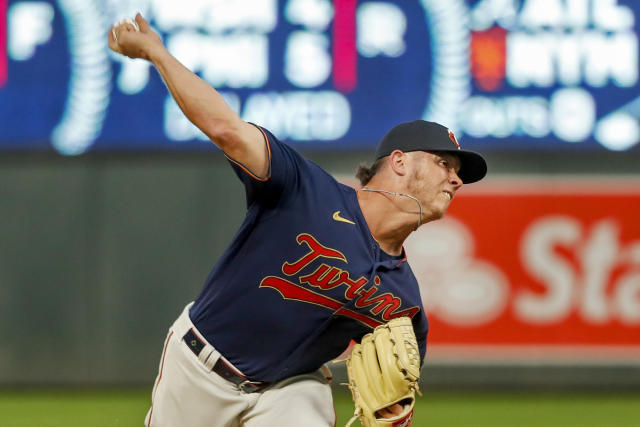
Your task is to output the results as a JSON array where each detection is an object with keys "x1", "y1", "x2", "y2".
[{"x1": 226, "y1": 125, "x2": 304, "y2": 208}]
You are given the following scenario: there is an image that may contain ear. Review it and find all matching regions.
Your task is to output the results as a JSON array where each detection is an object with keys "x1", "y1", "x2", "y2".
[{"x1": 388, "y1": 150, "x2": 408, "y2": 176}]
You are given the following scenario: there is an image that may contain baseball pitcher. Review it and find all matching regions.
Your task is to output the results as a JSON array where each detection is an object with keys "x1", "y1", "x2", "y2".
[{"x1": 109, "y1": 14, "x2": 487, "y2": 427}]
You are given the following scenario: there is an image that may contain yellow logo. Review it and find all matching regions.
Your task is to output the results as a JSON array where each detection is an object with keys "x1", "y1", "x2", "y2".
[{"x1": 332, "y1": 211, "x2": 355, "y2": 225}]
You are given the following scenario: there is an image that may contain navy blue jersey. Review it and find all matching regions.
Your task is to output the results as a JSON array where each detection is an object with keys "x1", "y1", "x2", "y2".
[{"x1": 190, "y1": 126, "x2": 428, "y2": 383}]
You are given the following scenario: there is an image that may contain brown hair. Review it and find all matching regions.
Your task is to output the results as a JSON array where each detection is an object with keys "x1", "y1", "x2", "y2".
[{"x1": 355, "y1": 158, "x2": 385, "y2": 186}]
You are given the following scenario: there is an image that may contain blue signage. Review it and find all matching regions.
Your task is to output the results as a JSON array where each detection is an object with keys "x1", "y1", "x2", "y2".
[{"x1": 1, "y1": 0, "x2": 639, "y2": 154}]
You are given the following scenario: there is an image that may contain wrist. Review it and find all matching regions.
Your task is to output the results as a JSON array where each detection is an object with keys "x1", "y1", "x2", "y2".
[{"x1": 145, "y1": 43, "x2": 168, "y2": 63}]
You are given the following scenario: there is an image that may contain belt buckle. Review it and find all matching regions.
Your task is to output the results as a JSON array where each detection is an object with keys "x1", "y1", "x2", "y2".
[{"x1": 238, "y1": 380, "x2": 265, "y2": 393}]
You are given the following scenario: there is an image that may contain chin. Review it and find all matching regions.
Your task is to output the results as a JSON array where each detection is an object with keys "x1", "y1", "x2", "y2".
[
  {"x1": 422, "y1": 200, "x2": 449, "y2": 223},
  {"x1": 423, "y1": 208, "x2": 446, "y2": 223},
  {"x1": 433, "y1": 210, "x2": 446, "y2": 220},
  {"x1": 434, "y1": 203, "x2": 451, "y2": 219}
]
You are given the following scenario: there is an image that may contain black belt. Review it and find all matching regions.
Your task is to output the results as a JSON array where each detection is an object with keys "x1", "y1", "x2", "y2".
[{"x1": 183, "y1": 328, "x2": 270, "y2": 393}]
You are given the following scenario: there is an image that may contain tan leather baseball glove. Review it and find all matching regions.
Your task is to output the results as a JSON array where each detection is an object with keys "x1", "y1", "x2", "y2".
[{"x1": 344, "y1": 317, "x2": 422, "y2": 427}]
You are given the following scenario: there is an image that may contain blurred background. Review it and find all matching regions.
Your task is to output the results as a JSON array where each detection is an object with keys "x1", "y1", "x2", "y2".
[{"x1": 1, "y1": 0, "x2": 639, "y2": 425}]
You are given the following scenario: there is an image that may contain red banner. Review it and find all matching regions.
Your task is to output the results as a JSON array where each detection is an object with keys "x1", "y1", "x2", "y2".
[{"x1": 404, "y1": 179, "x2": 640, "y2": 361}]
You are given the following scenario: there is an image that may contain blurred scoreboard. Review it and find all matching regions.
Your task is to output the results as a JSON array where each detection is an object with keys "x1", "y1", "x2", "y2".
[{"x1": 1, "y1": 0, "x2": 639, "y2": 154}]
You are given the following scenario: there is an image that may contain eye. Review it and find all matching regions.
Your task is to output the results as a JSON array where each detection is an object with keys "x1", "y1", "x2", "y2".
[{"x1": 439, "y1": 159, "x2": 449, "y2": 168}]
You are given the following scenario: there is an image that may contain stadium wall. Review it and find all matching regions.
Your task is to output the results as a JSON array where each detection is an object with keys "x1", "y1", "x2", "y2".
[{"x1": 1, "y1": 151, "x2": 638, "y2": 388}]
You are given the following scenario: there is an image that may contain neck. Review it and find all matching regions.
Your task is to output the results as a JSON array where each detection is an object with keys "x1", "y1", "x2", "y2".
[{"x1": 356, "y1": 187, "x2": 422, "y2": 255}]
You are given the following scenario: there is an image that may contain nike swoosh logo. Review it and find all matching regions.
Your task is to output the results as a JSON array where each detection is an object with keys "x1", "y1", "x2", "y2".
[{"x1": 332, "y1": 211, "x2": 356, "y2": 225}]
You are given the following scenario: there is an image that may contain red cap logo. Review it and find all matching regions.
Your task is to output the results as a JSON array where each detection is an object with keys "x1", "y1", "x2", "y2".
[{"x1": 448, "y1": 129, "x2": 461, "y2": 150}]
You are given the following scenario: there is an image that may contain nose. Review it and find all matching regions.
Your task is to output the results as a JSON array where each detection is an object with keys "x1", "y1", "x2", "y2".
[{"x1": 450, "y1": 169, "x2": 463, "y2": 188}]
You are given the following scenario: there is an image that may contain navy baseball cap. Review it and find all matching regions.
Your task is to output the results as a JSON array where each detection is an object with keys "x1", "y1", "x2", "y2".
[{"x1": 375, "y1": 120, "x2": 487, "y2": 183}]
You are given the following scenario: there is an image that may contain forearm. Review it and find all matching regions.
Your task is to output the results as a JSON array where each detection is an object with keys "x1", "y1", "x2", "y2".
[
  {"x1": 109, "y1": 14, "x2": 268, "y2": 175},
  {"x1": 147, "y1": 45, "x2": 241, "y2": 147}
]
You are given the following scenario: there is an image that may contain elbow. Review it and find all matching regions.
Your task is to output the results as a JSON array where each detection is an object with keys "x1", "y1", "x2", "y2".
[{"x1": 205, "y1": 119, "x2": 244, "y2": 153}]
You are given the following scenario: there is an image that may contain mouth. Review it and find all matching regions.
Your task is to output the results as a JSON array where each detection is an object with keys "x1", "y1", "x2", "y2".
[{"x1": 442, "y1": 190, "x2": 453, "y2": 201}]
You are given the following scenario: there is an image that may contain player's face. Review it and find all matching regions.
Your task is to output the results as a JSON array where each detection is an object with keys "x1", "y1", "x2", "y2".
[{"x1": 405, "y1": 151, "x2": 462, "y2": 222}]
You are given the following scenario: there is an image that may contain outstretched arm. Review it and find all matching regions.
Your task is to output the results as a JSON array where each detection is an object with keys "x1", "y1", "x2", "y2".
[{"x1": 108, "y1": 13, "x2": 268, "y2": 177}]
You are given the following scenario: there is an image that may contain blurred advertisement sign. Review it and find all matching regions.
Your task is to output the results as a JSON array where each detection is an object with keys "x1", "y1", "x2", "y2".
[
  {"x1": 405, "y1": 179, "x2": 640, "y2": 362},
  {"x1": 1, "y1": 0, "x2": 639, "y2": 153}
]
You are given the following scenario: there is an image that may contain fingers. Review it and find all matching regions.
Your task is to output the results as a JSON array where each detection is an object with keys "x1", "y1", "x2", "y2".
[
  {"x1": 116, "y1": 19, "x2": 139, "y2": 35},
  {"x1": 376, "y1": 403, "x2": 404, "y2": 419},
  {"x1": 108, "y1": 16, "x2": 141, "y2": 53},
  {"x1": 108, "y1": 25, "x2": 121, "y2": 53},
  {"x1": 108, "y1": 13, "x2": 156, "y2": 59},
  {"x1": 111, "y1": 16, "x2": 140, "y2": 38},
  {"x1": 135, "y1": 13, "x2": 151, "y2": 33}
]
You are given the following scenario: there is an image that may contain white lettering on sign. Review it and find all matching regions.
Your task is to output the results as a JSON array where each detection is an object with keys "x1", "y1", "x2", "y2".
[
  {"x1": 461, "y1": 95, "x2": 550, "y2": 138},
  {"x1": 595, "y1": 112, "x2": 640, "y2": 151},
  {"x1": 593, "y1": 0, "x2": 635, "y2": 31},
  {"x1": 518, "y1": 0, "x2": 633, "y2": 31},
  {"x1": 507, "y1": 31, "x2": 638, "y2": 88},
  {"x1": 284, "y1": 0, "x2": 334, "y2": 88},
  {"x1": 113, "y1": 56, "x2": 151, "y2": 95},
  {"x1": 242, "y1": 91, "x2": 351, "y2": 141},
  {"x1": 615, "y1": 271, "x2": 640, "y2": 324},
  {"x1": 550, "y1": 88, "x2": 595, "y2": 142},
  {"x1": 407, "y1": 214, "x2": 640, "y2": 328},
  {"x1": 114, "y1": 0, "x2": 276, "y2": 95},
  {"x1": 461, "y1": 90, "x2": 598, "y2": 141},
  {"x1": 519, "y1": 0, "x2": 566, "y2": 28},
  {"x1": 405, "y1": 218, "x2": 510, "y2": 326},
  {"x1": 150, "y1": 0, "x2": 277, "y2": 33},
  {"x1": 516, "y1": 216, "x2": 579, "y2": 323},
  {"x1": 357, "y1": 2, "x2": 407, "y2": 58},
  {"x1": 506, "y1": 33, "x2": 555, "y2": 88},
  {"x1": 285, "y1": 31, "x2": 332, "y2": 88},
  {"x1": 470, "y1": 0, "x2": 519, "y2": 31},
  {"x1": 285, "y1": 0, "x2": 334, "y2": 31},
  {"x1": 468, "y1": 0, "x2": 640, "y2": 149},
  {"x1": 580, "y1": 221, "x2": 618, "y2": 323},
  {"x1": 8, "y1": 2, "x2": 54, "y2": 61},
  {"x1": 517, "y1": 217, "x2": 640, "y2": 325},
  {"x1": 167, "y1": 32, "x2": 268, "y2": 89}
]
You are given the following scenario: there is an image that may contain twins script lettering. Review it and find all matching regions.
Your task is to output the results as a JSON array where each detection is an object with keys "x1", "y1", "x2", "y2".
[{"x1": 260, "y1": 234, "x2": 419, "y2": 328}]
